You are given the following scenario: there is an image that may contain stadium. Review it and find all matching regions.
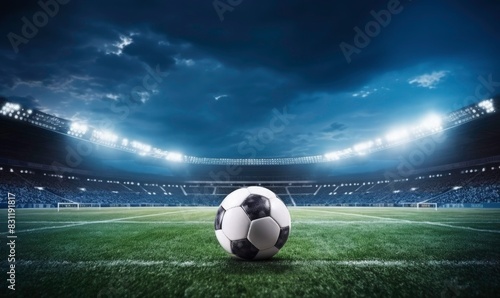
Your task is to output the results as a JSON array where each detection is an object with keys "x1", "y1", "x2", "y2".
[
  {"x1": 1, "y1": 1, "x2": 500, "y2": 297},
  {"x1": 1, "y1": 97, "x2": 500, "y2": 209}
]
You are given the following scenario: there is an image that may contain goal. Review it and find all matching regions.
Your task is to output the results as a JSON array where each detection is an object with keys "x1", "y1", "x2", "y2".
[
  {"x1": 416, "y1": 202, "x2": 438, "y2": 210},
  {"x1": 57, "y1": 202, "x2": 102, "y2": 211},
  {"x1": 57, "y1": 202, "x2": 79, "y2": 212},
  {"x1": 79, "y1": 203, "x2": 101, "y2": 209}
]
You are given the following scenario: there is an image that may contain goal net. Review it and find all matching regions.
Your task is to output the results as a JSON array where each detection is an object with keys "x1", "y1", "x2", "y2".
[
  {"x1": 79, "y1": 203, "x2": 101, "y2": 209},
  {"x1": 416, "y1": 202, "x2": 438, "y2": 210},
  {"x1": 57, "y1": 202, "x2": 79, "y2": 212},
  {"x1": 57, "y1": 202, "x2": 103, "y2": 211}
]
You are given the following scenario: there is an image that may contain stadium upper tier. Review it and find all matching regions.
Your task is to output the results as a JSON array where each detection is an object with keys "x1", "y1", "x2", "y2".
[{"x1": 0, "y1": 98, "x2": 496, "y2": 166}]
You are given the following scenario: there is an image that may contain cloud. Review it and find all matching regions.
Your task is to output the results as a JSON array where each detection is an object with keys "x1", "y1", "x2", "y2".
[
  {"x1": 214, "y1": 94, "x2": 228, "y2": 101},
  {"x1": 322, "y1": 122, "x2": 347, "y2": 132},
  {"x1": 331, "y1": 133, "x2": 346, "y2": 140},
  {"x1": 104, "y1": 35, "x2": 133, "y2": 56},
  {"x1": 408, "y1": 71, "x2": 448, "y2": 89}
]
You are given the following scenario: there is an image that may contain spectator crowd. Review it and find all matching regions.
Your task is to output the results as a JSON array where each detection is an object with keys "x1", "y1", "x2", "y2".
[{"x1": 1, "y1": 164, "x2": 499, "y2": 207}]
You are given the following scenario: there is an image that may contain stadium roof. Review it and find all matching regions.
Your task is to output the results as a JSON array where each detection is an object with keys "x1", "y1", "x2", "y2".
[
  {"x1": 1, "y1": 97, "x2": 500, "y2": 180},
  {"x1": 0, "y1": 98, "x2": 496, "y2": 166}
]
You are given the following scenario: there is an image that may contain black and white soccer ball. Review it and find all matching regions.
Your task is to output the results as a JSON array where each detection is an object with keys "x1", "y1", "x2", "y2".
[{"x1": 214, "y1": 186, "x2": 291, "y2": 260}]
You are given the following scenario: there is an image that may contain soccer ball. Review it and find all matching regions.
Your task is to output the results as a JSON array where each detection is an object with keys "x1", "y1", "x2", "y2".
[{"x1": 214, "y1": 186, "x2": 291, "y2": 260}]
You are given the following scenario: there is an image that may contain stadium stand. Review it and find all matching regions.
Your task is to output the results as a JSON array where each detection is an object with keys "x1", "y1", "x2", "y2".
[{"x1": 1, "y1": 163, "x2": 499, "y2": 208}]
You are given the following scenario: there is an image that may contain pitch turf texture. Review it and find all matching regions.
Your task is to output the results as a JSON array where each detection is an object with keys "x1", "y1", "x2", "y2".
[{"x1": 1, "y1": 207, "x2": 500, "y2": 297}]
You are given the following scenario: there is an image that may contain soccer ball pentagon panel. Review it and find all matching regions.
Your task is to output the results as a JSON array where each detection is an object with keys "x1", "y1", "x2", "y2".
[{"x1": 214, "y1": 186, "x2": 291, "y2": 260}]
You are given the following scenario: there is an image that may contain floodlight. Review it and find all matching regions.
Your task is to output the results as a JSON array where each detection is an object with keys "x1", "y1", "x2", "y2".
[
  {"x1": 385, "y1": 129, "x2": 409, "y2": 142},
  {"x1": 93, "y1": 130, "x2": 118, "y2": 143},
  {"x1": 131, "y1": 141, "x2": 151, "y2": 152},
  {"x1": 423, "y1": 115, "x2": 441, "y2": 128},
  {"x1": 353, "y1": 141, "x2": 374, "y2": 153},
  {"x1": 102, "y1": 131, "x2": 117, "y2": 142},
  {"x1": 324, "y1": 152, "x2": 340, "y2": 161},
  {"x1": 421, "y1": 114, "x2": 443, "y2": 132},
  {"x1": 478, "y1": 99, "x2": 495, "y2": 113},
  {"x1": 70, "y1": 122, "x2": 88, "y2": 134},
  {"x1": 166, "y1": 152, "x2": 183, "y2": 162}
]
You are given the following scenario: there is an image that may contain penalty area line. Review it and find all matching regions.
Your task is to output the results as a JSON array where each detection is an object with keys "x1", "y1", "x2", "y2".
[
  {"x1": 298, "y1": 208, "x2": 500, "y2": 234},
  {"x1": 0, "y1": 209, "x2": 202, "y2": 235}
]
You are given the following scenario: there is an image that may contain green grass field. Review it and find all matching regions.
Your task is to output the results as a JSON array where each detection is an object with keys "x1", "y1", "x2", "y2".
[{"x1": 1, "y1": 207, "x2": 500, "y2": 297}]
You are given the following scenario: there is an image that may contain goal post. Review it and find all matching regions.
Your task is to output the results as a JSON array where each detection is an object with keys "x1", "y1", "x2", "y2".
[{"x1": 416, "y1": 202, "x2": 438, "y2": 211}]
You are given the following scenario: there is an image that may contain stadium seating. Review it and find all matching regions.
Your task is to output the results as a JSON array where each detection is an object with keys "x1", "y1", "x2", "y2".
[{"x1": 1, "y1": 164, "x2": 499, "y2": 207}]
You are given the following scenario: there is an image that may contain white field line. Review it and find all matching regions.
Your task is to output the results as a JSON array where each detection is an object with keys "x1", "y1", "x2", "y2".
[
  {"x1": 436, "y1": 221, "x2": 500, "y2": 224},
  {"x1": 298, "y1": 208, "x2": 500, "y2": 234},
  {"x1": 296, "y1": 220, "x2": 500, "y2": 225},
  {"x1": 18, "y1": 220, "x2": 405, "y2": 225},
  {"x1": 6, "y1": 259, "x2": 499, "y2": 268},
  {"x1": 0, "y1": 209, "x2": 202, "y2": 234},
  {"x1": 15, "y1": 220, "x2": 500, "y2": 225},
  {"x1": 18, "y1": 220, "x2": 211, "y2": 224},
  {"x1": 18, "y1": 220, "x2": 213, "y2": 224}
]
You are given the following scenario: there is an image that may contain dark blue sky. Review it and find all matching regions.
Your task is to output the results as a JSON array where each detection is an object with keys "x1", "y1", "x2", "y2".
[{"x1": 1, "y1": 0, "x2": 499, "y2": 159}]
